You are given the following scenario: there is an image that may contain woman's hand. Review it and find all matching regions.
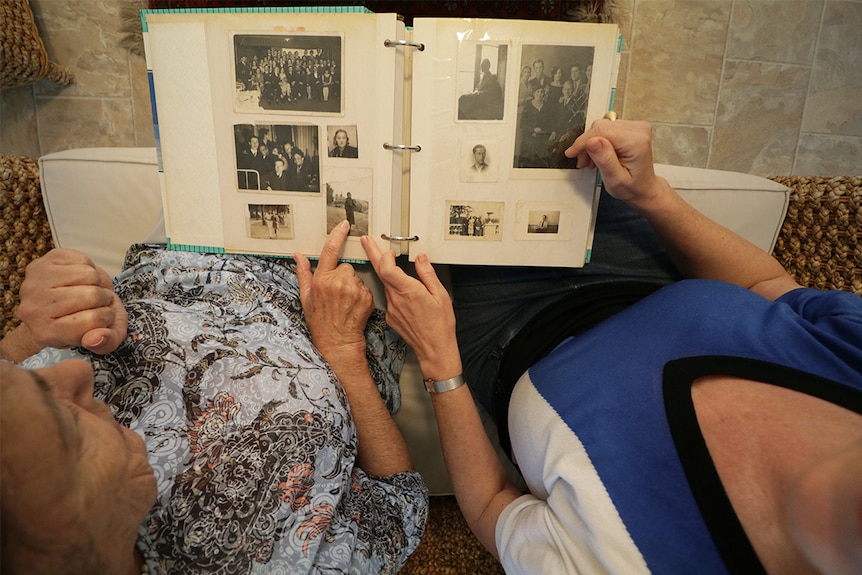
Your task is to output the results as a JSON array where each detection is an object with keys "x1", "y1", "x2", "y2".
[
  {"x1": 16, "y1": 248, "x2": 128, "y2": 354},
  {"x1": 294, "y1": 220, "x2": 374, "y2": 361},
  {"x1": 565, "y1": 119, "x2": 665, "y2": 210},
  {"x1": 360, "y1": 236, "x2": 461, "y2": 382}
]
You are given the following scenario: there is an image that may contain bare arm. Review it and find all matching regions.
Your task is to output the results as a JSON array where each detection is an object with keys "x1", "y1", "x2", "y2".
[
  {"x1": 0, "y1": 249, "x2": 128, "y2": 362},
  {"x1": 566, "y1": 120, "x2": 801, "y2": 301},
  {"x1": 295, "y1": 221, "x2": 413, "y2": 477},
  {"x1": 361, "y1": 237, "x2": 521, "y2": 559}
]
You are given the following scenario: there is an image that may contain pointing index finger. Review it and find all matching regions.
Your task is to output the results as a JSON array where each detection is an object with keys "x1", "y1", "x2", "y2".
[{"x1": 317, "y1": 220, "x2": 350, "y2": 272}]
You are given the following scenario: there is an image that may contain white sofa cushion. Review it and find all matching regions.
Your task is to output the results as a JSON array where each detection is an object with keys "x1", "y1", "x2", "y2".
[
  {"x1": 39, "y1": 147, "x2": 163, "y2": 278},
  {"x1": 655, "y1": 163, "x2": 788, "y2": 253}
]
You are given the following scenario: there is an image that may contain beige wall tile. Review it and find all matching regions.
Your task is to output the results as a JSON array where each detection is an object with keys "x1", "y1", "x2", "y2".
[
  {"x1": 802, "y1": 0, "x2": 862, "y2": 136},
  {"x1": 131, "y1": 56, "x2": 155, "y2": 147},
  {"x1": 30, "y1": 0, "x2": 131, "y2": 98},
  {"x1": 651, "y1": 123, "x2": 711, "y2": 167},
  {"x1": 0, "y1": 86, "x2": 40, "y2": 158},
  {"x1": 612, "y1": 52, "x2": 630, "y2": 115},
  {"x1": 795, "y1": 133, "x2": 862, "y2": 176},
  {"x1": 613, "y1": 0, "x2": 635, "y2": 52},
  {"x1": 625, "y1": 0, "x2": 731, "y2": 125},
  {"x1": 710, "y1": 60, "x2": 809, "y2": 176},
  {"x1": 36, "y1": 98, "x2": 135, "y2": 154},
  {"x1": 727, "y1": 0, "x2": 822, "y2": 64}
]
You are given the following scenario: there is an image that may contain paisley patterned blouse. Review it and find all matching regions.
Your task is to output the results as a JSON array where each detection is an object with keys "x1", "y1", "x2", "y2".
[{"x1": 23, "y1": 245, "x2": 428, "y2": 574}]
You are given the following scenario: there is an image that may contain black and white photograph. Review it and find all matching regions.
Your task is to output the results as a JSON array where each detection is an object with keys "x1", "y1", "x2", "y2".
[
  {"x1": 326, "y1": 125, "x2": 359, "y2": 158},
  {"x1": 233, "y1": 34, "x2": 342, "y2": 114},
  {"x1": 445, "y1": 201, "x2": 504, "y2": 240},
  {"x1": 514, "y1": 44, "x2": 595, "y2": 169},
  {"x1": 515, "y1": 201, "x2": 574, "y2": 241},
  {"x1": 246, "y1": 203, "x2": 295, "y2": 240},
  {"x1": 456, "y1": 43, "x2": 507, "y2": 121},
  {"x1": 526, "y1": 210, "x2": 561, "y2": 234},
  {"x1": 325, "y1": 169, "x2": 372, "y2": 237},
  {"x1": 461, "y1": 140, "x2": 498, "y2": 183},
  {"x1": 234, "y1": 123, "x2": 320, "y2": 193}
]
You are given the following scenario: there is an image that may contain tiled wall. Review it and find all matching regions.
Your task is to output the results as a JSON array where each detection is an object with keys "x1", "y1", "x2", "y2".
[{"x1": 1, "y1": 0, "x2": 859, "y2": 177}]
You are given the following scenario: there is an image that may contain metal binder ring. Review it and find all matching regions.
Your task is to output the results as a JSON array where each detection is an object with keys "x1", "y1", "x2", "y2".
[
  {"x1": 383, "y1": 143, "x2": 422, "y2": 152},
  {"x1": 381, "y1": 234, "x2": 419, "y2": 242},
  {"x1": 383, "y1": 39, "x2": 426, "y2": 51}
]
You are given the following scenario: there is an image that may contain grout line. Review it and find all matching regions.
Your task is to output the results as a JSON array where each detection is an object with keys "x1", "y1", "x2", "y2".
[
  {"x1": 792, "y1": 0, "x2": 828, "y2": 176},
  {"x1": 619, "y1": 0, "x2": 638, "y2": 122},
  {"x1": 709, "y1": 0, "x2": 736, "y2": 170}
]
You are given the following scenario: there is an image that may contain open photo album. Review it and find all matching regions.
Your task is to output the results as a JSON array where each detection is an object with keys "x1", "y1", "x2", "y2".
[{"x1": 142, "y1": 7, "x2": 621, "y2": 266}]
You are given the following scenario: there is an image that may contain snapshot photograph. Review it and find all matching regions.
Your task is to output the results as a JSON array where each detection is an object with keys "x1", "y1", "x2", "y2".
[
  {"x1": 234, "y1": 123, "x2": 320, "y2": 193},
  {"x1": 246, "y1": 203, "x2": 295, "y2": 240},
  {"x1": 233, "y1": 34, "x2": 342, "y2": 114},
  {"x1": 456, "y1": 42, "x2": 507, "y2": 121},
  {"x1": 514, "y1": 44, "x2": 595, "y2": 169},
  {"x1": 325, "y1": 168, "x2": 372, "y2": 237},
  {"x1": 445, "y1": 200, "x2": 504, "y2": 240},
  {"x1": 514, "y1": 201, "x2": 574, "y2": 241},
  {"x1": 526, "y1": 209, "x2": 561, "y2": 234}
]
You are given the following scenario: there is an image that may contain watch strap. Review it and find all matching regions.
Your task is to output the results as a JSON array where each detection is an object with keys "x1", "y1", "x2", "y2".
[{"x1": 423, "y1": 374, "x2": 465, "y2": 394}]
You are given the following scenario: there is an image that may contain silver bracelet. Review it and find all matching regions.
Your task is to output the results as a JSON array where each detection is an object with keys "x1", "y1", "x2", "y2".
[{"x1": 424, "y1": 374, "x2": 465, "y2": 394}]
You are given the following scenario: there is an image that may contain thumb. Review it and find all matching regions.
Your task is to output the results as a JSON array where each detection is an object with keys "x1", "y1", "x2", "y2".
[
  {"x1": 81, "y1": 326, "x2": 123, "y2": 355},
  {"x1": 81, "y1": 296, "x2": 128, "y2": 354},
  {"x1": 586, "y1": 136, "x2": 625, "y2": 185}
]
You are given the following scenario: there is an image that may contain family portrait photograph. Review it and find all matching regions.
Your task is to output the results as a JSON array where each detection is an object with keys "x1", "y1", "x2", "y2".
[
  {"x1": 234, "y1": 33, "x2": 342, "y2": 114},
  {"x1": 514, "y1": 44, "x2": 595, "y2": 169}
]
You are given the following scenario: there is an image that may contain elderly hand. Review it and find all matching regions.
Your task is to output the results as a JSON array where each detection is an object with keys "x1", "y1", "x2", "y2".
[
  {"x1": 16, "y1": 248, "x2": 128, "y2": 354},
  {"x1": 564, "y1": 119, "x2": 665, "y2": 210},
  {"x1": 360, "y1": 236, "x2": 461, "y2": 382},
  {"x1": 294, "y1": 220, "x2": 374, "y2": 360}
]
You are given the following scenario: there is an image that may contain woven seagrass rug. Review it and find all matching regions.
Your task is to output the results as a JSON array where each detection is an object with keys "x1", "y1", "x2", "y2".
[{"x1": 1, "y1": 154, "x2": 859, "y2": 574}]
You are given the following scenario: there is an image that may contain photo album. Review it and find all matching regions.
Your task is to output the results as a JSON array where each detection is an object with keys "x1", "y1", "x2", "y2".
[{"x1": 142, "y1": 7, "x2": 621, "y2": 266}]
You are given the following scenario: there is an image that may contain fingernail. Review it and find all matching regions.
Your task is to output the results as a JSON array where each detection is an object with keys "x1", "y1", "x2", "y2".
[{"x1": 338, "y1": 220, "x2": 349, "y2": 230}]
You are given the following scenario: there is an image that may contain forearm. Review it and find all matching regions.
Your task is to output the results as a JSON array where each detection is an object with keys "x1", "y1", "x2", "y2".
[
  {"x1": 0, "y1": 324, "x2": 43, "y2": 363},
  {"x1": 635, "y1": 177, "x2": 799, "y2": 299},
  {"x1": 420, "y1": 355, "x2": 520, "y2": 559},
  {"x1": 430, "y1": 386, "x2": 522, "y2": 560},
  {"x1": 324, "y1": 348, "x2": 414, "y2": 477}
]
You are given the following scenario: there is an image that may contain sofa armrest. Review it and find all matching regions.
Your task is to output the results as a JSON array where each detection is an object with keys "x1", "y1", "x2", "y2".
[{"x1": 655, "y1": 163, "x2": 789, "y2": 253}]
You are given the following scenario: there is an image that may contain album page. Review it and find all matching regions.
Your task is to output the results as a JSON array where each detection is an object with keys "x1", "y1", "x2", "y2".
[
  {"x1": 408, "y1": 18, "x2": 621, "y2": 267},
  {"x1": 144, "y1": 9, "x2": 405, "y2": 262}
]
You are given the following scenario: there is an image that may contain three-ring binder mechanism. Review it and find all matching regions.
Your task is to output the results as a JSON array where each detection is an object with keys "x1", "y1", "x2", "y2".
[{"x1": 381, "y1": 38, "x2": 425, "y2": 243}]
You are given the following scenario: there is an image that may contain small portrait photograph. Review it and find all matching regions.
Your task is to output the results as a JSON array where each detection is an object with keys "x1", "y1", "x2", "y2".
[
  {"x1": 246, "y1": 203, "x2": 295, "y2": 240},
  {"x1": 527, "y1": 210, "x2": 561, "y2": 234},
  {"x1": 456, "y1": 42, "x2": 507, "y2": 121},
  {"x1": 514, "y1": 201, "x2": 574, "y2": 241},
  {"x1": 326, "y1": 125, "x2": 359, "y2": 158},
  {"x1": 234, "y1": 123, "x2": 320, "y2": 193},
  {"x1": 514, "y1": 44, "x2": 595, "y2": 169},
  {"x1": 233, "y1": 34, "x2": 342, "y2": 114},
  {"x1": 461, "y1": 140, "x2": 499, "y2": 183},
  {"x1": 445, "y1": 200, "x2": 504, "y2": 241},
  {"x1": 325, "y1": 168, "x2": 372, "y2": 237}
]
